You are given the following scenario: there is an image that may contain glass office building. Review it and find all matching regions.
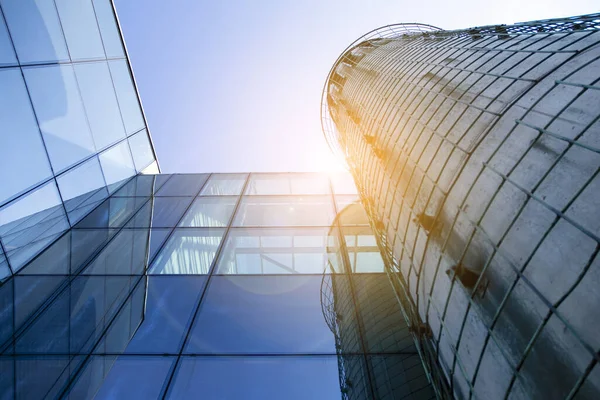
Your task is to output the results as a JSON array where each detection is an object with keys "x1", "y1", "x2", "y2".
[
  {"x1": 0, "y1": 0, "x2": 158, "y2": 282},
  {"x1": 322, "y1": 13, "x2": 600, "y2": 399},
  {"x1": 1, "y1": 172, "x2": 436, "y2": 399}
]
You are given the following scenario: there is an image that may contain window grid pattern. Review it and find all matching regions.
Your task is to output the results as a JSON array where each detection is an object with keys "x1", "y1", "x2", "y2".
[
  {"x1": 0, "y1": 173, "x2": 435, "y2": 399},
  {"x1": 0, "y1": 0, "x2": 158, "y2": 281},
  {"x1": 323, "y1": 13, "x2": 600, "y2": 400}
]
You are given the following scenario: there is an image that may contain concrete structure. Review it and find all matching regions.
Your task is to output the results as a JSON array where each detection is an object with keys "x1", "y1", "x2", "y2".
[{"x1": 322, "y1": 13, "x2": 600, "y2": 399}]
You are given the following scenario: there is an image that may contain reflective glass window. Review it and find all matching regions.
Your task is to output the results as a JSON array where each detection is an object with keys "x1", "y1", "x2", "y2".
[
  {"x1": 156, "y1": 174, "x2": 209, "y2": 197},
  {"x1": 0, "y1": 69, "x2": 52, "y2": 205},
  {"x1": 179, "y1": 197, "x2": 236, "y2": 227},
  {"x1": 149, "y1": 228, "x2": 224, "y2": 274},
  {"x1": 23, "y1": 65, "x2": 96, "y2": 173},
  {"x1": 112, "y1": 174, "x2": 169, "y2": 197},
  {"x1": 0, "y1": 8, "x2": 17, "y2": 65},
  {"x1": 82, "y1": 229, "x2": 149, "y2": 274},
  {"x1": 1, "y1": 0, "x2": 69, "y2": 63},
  {"x1": 99, "y1": 141, "x2": 136, "y2": 193},
  {"x1": 168, "y1": 356, "x2": 349, "y2": 399},
  {"x1": 343, "y1": 226, "x2": 385, "y2": 272},
  {"x1": 369, "y1": 355, "x2": 435, "y2": 399},
  {"x1": 128, "y1": 197, "x2": 193, "y2": 228},
  {"x1": 200, "y1": 174, "x2": 247, "y2": 196},
  {"x1": 335, "y1": 196, "x2": 370, "y2": 226},
  {"x1": 56, "y1": 157, "x2": 108, "y2": 225},
  {"x1": 108, "y1": 276, "x2": 205, "y2": 354},
  {"x1": 215, "y1": 227, "x2": 338, "y2": 274},
  {"x1": 148, "y1": 228, "x2": 171, "y2": 263},
  {"x1": 71, "y1": 356, "x2": 173, "y2": 400},
  {"x1": 0, "y1": 182, "x2": 69, "y2": 272},
  {"x1": 92, "y1": 0, "x2": 125, "y2": 58},
  {"x1": 74, "y1": 61, "x2": 126, "y2": 150},
  {"x1": 7, "y1": 356, "x2": 72, "y2": 399},
  {"x1": 128, "y1": 129, "x2": 154, "y2": 172},
  {"x1": 0, "y1": 246, "x2": 10, "y2": 281},
  {"x1": 55, "y1": 0, "x2": 104, "y2": 60},
  {"x1": 109, "y1": 60, "x2": 145, "y2": 134},
  {"x1": 233, "y1": 196, "x2": 335, "y2": 227},
  {"x1": 185, "y1": 275, "x2": 350, "y2": 354},
  {"x1": 76, "y1": 196, "x2": 147, "y2": 228},
  {"x1": 331, "y1": 172, "x2": 359, "y2": 194},
  {"x1": 246, "y1": 173, "x2": 331, "y2": 195}
]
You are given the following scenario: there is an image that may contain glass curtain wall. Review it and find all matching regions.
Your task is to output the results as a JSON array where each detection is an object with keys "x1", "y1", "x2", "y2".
[{"x1": 0, "y1": 172, "x2": 435, "y2": 399}]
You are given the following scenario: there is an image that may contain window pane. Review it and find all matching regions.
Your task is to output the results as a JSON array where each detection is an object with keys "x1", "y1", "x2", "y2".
[
  {"x1": 74, "y1": 61, "x2": 126, "y2": 150},
  {"x1": 76, "y1": 197, "x2": 147, "y2": 229},
  {"x1": 0, "y1": 0, "x2": 69, "y2": 63},
  {"x1": 112, "y1": 174, "x2": 169, "y2": 197},
  {"x1": 369, "y1": 355, "x2": 435, "y2": 399},
  {"x1": 128, "y1": 129, "x2": 154, "y2": 172},
  {"x1": 200, "y1": 174, "x2": 247, "y2": 196},
  {"x1": 0, "y1": 182, "x2": 69, "y2": 272},
  {"x1": 331, "y1": 172, "x2": 359, "y2": 194},
  {"x1": 71, "y1": 356, "x2": 173, "y2": 400},
  {"x1": 343, "y1": 226, "x2": 385, "y2": 272},
  {"x1": 234, "y1": 196, "x2": 335, "y2": 227},
  {"x1": 0, "y1": 246, "x2": 10, "y2": 281},
  {"x1": 185, "y1": 275, "x2": 356, "y2": 354},
  {"x1": 246, "y1": 173, "x2": 331, "y2": 195},
  {"x1": 81, "y1": 229, "x2": 149, "y2": 274},
  {"x1": 56, "y1": 157, "x2": 108, "y2": 225},
  {"x1": 156, "y1": 174, "x2": 208, "y2": 197},
  {"x1": 148, "y1": 228, "x2": 171, "y2": 263},
  {"x1": 335, "y1": 196, "x2": 370, "y2": 226},
  {"x1": 0, "y1": 8, "x2": 17, "y2": 65},
  {"x1": 54, "y1": 0, "x2": 104, "y2": 60},
  {"x1": 99, "y1": 141, "x2": 136, "y2": 193},
  {"x1": 215, "y1": 227, "x2": 339, "y2": 274},
  {"x1": 0, "y1": 68, "x2": 52, "y2": 205},
  {"x1": 23, "y1": 65, "x2": 96, "y2": 173},
  {"x1": 92, "y1": 0, "x2": 124, "y2": 58},
  {"x1": 109, "y1": 60, "x2": 145, "y2": 135},
  {"x1": 179, "y1": 197, "x2": 236, "y2": 228},
  {"x1": 168, "y1": 356, "x2": 351, "y2": 400},
  {"x1": 128, "y1": 197, "x2": 193, "y2": 228},
  {"x1": 149, "y1": 228, "x2": 224, "y2": 274}
]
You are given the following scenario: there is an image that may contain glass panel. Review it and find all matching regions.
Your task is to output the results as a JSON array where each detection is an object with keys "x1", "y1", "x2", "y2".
[
  {"x1": 92, "y1": 0, "x2": 125, "y2": 58},
  {"x1": 74, "y1": 61, "x2": 126, "y2": 150},
  {"x1": 141, "y1": 161, "x2": 160, "y2": 174},
  {"x1": 0, "y1": 68, "x2": 52, "y2": 205},
  {"x1": 99, "y1": 141, "x2": 136, "y2": 193},
  {"x1": 185, "y1": 275, "x2": 353, "y2": 354},
  {"x1": 343, "y1": 226, "x2": 385, "y2": 272},
  {"x1": 0, "y1": 182, "x2": 69, "y2": 272},
  {"x1": 23, "y1": 65, "x2": 97, "y2": 173},
  {"x1": 57, "y1": 157, "x2": 108, "y2": 225},
  {"x1": 112, "y1": 174, "x2": 169, "y2": 197},
  {"x1": 54, "y1": 0, "x2": 104, "y2": 60},
  {"x1": 234, "y1": 196, "x2": 335, "y2": 227},
  {"x1": 128, "y1": 129, "x2": 154, "y2": 172},
  {"x1": 246, "y1": 173, "x2": 331, "y2": 195},
  {"x1": 107, "y1": 276, "x2": 205, "y2": 354},
  {"x1": 7, "y1": 356, "x2": 72, "y2": 399},
  {"x1": 168, "y1": 356, "x2": 353, "y2": 399},
  {"x1": 127, "y1": 197, "x2": 193, "y2": 228},
  {"x1": 70, "y1": 356, "x2": 173, "y2": 400},
  {"x1": 179, "y1": 197, "x2": 236, "y2": 227},
  {"x1": 109, "y1": 60, "x2": 145, "y2": 135},
  {"x1": 215, "y1": 227, "x2": 339, "y2": 274},
  {"x1": 76, "y1": 196, "x2": 147, "y2": 229},
  {"x1": 82, "y1": 229, "x2": 149, "y2": 274},
  {"x1": 156, "y1": 174, "x2": 208, "y2": 197},
  {"x1": 0, "y1": 245, "x2": 10, "y2": 281},
  {"x1": 335, "y1": 196, "x2": 370, "y2": 226},
  {"x1": 149, "y1": 228, "x2": 224, "y2": 275},
  {"x1": 200, "y1": 174, "x2": 247, "y2": 196},
  {"x1": 0, "y1": 8, "x2": 17, "y2": 65},
  {"x1": 331, "y1": 172, "x2": 359, "y2": 194},
  {"x1": 148, "y1": 228, "x2": 171, "y2": 263},
  {"x1": 369, "y1": 355, "x2": 434, "y2": 399},
  {"x1": 0, "y1": 0, "x2": 69, "y2": 63}
]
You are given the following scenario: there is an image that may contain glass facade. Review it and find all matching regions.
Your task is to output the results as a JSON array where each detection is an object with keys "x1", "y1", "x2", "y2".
[
  {"x1": 0, "y1": 0, "x2": 158, "y2": 281},
  {"x1": 322, "y1": 13, "x2": 600, "y2": 400},
  {"x1": 0, "y1": 173, "x2": 435, "y2": 399}
]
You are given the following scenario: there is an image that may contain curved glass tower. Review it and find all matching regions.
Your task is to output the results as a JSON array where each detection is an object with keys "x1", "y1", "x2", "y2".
[{"x1": 322, "y1": 13, "x2": 600, "y2": 399}]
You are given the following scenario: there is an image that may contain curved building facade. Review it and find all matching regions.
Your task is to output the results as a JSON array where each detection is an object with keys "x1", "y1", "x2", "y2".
[{"x1": 323, "y1": 13, "x2": 600, "y2": 399}]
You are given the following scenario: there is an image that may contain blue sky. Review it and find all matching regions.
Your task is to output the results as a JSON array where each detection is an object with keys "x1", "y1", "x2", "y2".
[{"x1": 114, "y1": 0, "x2": 598, "y2": 173}]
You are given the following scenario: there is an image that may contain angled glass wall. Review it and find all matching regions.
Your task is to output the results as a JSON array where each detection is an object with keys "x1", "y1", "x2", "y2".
[
  {"x1": 0, "y1": 173, "x2": 435, "y2": 399},
  {"x1": 0, "y1": 0, "x2": 158, "y2": 281}
]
